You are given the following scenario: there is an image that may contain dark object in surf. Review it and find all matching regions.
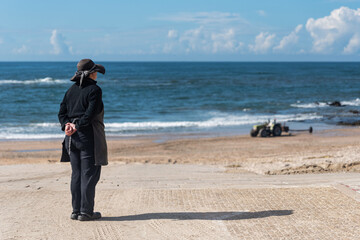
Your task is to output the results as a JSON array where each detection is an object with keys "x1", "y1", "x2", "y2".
[
  {"x1": 250, "y1": 119, "x2": 312, "y2": 137},
  {"x1": 328, "y1": 101, "x2": 344, "y2": 107},
  {"x1": 350, "y1": 110, "x2": 360, "y2": 114},
  {"x1": 250, "y1": 120, "x2": 284, "y2": 137},
  {"x1": 337, "y1": 120, "x2": 360, "y2": 126}
]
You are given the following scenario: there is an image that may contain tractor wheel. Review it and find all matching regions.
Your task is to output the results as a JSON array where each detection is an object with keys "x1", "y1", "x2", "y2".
[
  {"x1": 273, "y1": 125, "x2": 282, "y2": 137},
  {"x1": 259, "y1": 128, "x2": 268, "y2": 137},
  {"x1": 250, "y1": 129, "x2": 258, "y2": 137}
]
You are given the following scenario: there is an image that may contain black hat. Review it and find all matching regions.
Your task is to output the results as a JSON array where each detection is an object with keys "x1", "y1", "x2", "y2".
[{"x1": 70, "y1": 59, "x2": 105, "y2": 86}]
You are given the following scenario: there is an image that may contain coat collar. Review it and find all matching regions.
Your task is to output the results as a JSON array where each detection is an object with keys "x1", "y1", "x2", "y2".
[{"x1": 73, "y1": 77, "x2": 97, "y2": 87}]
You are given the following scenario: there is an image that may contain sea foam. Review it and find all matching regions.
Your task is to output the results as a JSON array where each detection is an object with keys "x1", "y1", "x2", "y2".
[
  {"x1": 291, "y1": 98, "x2": 360, "y2": 108},
  {"x1": 0, "y1": 113, "x2": 322, "y2": 139},
  {"x1": 105, "y1": 113, "x2": 322, "y2": 132},
  {"x1": 0, "y1": 77, "x2": 67, "y2": 85},
  {"x1": 291, "y1": 102, "x2": 328, "y2": 108},
  {"x1": 341, "y1": 98, "x2": 360, "y2": 106},
  {"x1": 0, "y1": 133, "x2": 64, "y2": 140}
]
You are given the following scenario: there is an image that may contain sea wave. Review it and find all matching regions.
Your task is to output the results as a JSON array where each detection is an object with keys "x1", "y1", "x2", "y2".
[
  {"x1": 0, "y1": 113, "x2": 322, "y2": 139},
  {"x1": 291, "y1": 98, "x2": 360, "y2": 108},
  {"x1": 105, "y1": 113, "x2": 322, "y2": 132},
  {"x1": 0, "y1": 133, "x2": 64, "y2": 140},
  {"x1": 0, "y1": 77, "x2": 68, "y2": 85},
  {"x1": 29, "y1": 123, "x2": 60, "y2": 127},
  {"x1": 291, "y1": 102, "x2": 328, "y2": 108},
  {"x1": 341, "y1": 98, "x2": 360, "y2": 106}
]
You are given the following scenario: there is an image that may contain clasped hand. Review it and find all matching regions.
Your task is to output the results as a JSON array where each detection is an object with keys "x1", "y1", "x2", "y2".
[{"x1": 65, "y1": 123, "x2": 77, "y2": 136}]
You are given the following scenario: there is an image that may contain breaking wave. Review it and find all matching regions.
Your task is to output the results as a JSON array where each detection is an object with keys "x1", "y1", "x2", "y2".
[
  {"x1": 0, "y1": 113, "x2": 322, "y2": 139},
  {"x1": 291, "y1": 102, "x2": 328, "y2": 108},
  {"x1": 341, "y1": 98, "x2": 360, "y2": 106},
  {"x1": 105, "y1": 113, "x2": 322, "y2": 132},
  {"x1": 291, "y1": 98, "x2": 360, "y2": 108},
  {"x1": 0, "y1": 133, "x2": 64, "y2": 140},
  {"x1": 0, "y1": 77, "x2": 68, "y2": 85}
]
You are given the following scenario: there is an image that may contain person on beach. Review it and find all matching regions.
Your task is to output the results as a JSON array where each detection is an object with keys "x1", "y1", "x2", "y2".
[{"x1": 58, "y1": 59, "x2": 108, "y2": 221}]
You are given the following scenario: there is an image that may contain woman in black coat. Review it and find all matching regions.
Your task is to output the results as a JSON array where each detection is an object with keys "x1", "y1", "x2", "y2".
[{"x1": 58, "y1": 59, "x2": 108, "y2": 221}]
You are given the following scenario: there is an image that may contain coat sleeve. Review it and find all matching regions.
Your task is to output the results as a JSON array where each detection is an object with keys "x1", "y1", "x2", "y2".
[
  {"x1": 58, "y1": 92, "x2": 70, "y2": 131},
  {"x1": 75, "y1": 87, "x2": 102, "y2": 131}
]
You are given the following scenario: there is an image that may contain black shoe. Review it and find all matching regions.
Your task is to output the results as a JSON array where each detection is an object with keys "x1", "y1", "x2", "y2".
[
  {"x1": 78, "y1": 212, "x2": 102, "y2": 221},
  {"x1": 70, "y1": 212, "x2": 80, "y2": 220}
]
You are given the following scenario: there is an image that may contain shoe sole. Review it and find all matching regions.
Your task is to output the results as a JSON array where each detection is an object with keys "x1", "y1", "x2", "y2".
[
  {"x1": 78, "y1": 216, "x2": 101, "y2": 221},
  {"x1": 78, "y1": 212, "x2": 101, "y2": 221}
]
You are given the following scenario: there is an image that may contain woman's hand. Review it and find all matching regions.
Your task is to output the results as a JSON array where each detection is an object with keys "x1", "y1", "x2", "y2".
[{"x1": 65, "y1": 123, "x2": 77, "y2": 136}]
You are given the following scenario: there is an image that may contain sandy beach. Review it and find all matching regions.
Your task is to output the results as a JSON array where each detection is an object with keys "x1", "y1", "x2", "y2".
[
  {"x1": 1, "y1": 128, "x2": 360, "y2": 174},
  {"x1": 2, "y1": 128, "x2": 360, "y2": 239}
]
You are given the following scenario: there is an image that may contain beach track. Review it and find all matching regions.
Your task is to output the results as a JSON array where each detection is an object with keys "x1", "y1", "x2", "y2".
[{"x1": 1, "y1": 163, "x2": 360, "y2": 239}]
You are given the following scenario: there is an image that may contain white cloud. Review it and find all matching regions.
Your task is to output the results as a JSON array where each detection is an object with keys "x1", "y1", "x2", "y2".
[
  {"x1": 13, "y1": 45, "x2": 29, "y2": 54},
  {"x1": 179, "y1": 27, "x2": 205, "y2": 52},
  {"x1": 50, "y1": 29, "x2": 71, "y2": 55},
  {"x1": 257, "y1": 10, "x2": 266, "y2": 17},
  {"x1": 164, "y1": 27, "x2": 243, "y2": 54},
  {"x1": 249, "y1": 32, "x2": 276, "y2": 54},
  {"x1": 163, "y1": 30, "x2": 179, "y2": 53},
  {"x1": 156, "y1": 12, "x2": 247, "y2": 25},
  {"x1": 306, "y1": 7, "x2": 360, "y2": 53},
  {"x1": 344, "y1": 33, "x2": 360, "y2": 53},
  {"x1": 0, "y1": 38, "x2": 3, "y2": 44},
  {"x1": 274, "y1": 24, "x2": 303, "y2": 51},
  {"x1": 167, "y1": 30, "x2": 178, "y2": 39},
  {"x1": 211, "y1": 29, "x2": 243, "y2": 53}
]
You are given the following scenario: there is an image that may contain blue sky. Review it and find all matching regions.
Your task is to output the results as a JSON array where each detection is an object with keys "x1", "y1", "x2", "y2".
[{"x1": 1, "y1": 0, "x2": 360, "y2": 61}]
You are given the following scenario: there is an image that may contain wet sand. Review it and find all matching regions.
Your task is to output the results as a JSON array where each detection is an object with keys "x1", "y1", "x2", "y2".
[{"x1": 1, "y1": 128, "x2": 360, "y2": 174}]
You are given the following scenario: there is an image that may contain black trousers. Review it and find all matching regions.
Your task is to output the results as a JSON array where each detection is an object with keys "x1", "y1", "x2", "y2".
[{"x1": 65, "y1": 128, "x2": 101, "y2": 214}]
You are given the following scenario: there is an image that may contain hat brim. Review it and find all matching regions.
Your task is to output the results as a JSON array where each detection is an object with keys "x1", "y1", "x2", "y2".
[
  {"x1": 92, "y1": 64, "x2": 105, "y2": 74},
  {"x1": 70, "y1": 73, "x2": 77, "y2": 81},
  {"x1": 70, "y1": 63, "x2": 105, "y2": 81}
]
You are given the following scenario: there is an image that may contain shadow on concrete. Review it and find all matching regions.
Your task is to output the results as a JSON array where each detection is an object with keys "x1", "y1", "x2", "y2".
[{"x1": 99, "y1": 210, "x2": 293, "y2": 221}]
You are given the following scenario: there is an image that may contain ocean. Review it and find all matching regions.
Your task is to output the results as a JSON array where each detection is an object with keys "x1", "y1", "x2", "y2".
[{"x1": 1, "y1": 62, "x2": 360, "y2": 140}]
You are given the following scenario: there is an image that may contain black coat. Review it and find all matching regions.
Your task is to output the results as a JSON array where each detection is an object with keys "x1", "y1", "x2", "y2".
[
  {"x1": 58, "y1": 77, "x2": 108, "y2": 166},
  {"x1": 58, "y1": 77, "x2": 103, "y2": 131}
]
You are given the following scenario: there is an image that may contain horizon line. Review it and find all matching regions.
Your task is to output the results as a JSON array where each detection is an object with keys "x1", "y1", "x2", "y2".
[{"x1": 0, "y1": 60, "x2": 360, "y2": 63}]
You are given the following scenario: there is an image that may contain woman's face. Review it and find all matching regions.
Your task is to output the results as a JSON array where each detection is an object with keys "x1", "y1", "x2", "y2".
[{"x1": 89, "y1": 72, "x2": 98, "y2": 80}]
